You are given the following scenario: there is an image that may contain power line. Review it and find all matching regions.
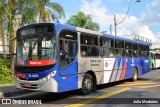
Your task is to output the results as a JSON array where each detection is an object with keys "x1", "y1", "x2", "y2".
[
  {"x1": 117, "y1": 19, "x2": 137, "y2": 33},
  {"x1": 64, "y1": 8, "x2": 139, "y2": 35}
]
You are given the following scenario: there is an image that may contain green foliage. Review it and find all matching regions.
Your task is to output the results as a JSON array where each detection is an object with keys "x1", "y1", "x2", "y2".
[
  {"x1": 36, "y1": 0, "x2": 65, "y2": 23},
  {"x1": 0, "y1": 59, "x2": 13, "y2": 84},
  {"x1": 66, "y1": 12, "x2": 100, "y2": 31}
]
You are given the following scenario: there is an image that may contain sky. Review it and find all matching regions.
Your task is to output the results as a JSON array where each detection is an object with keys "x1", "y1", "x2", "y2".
[{"x1": 53, "y1": 0, "x2": 160, "y2": 48}]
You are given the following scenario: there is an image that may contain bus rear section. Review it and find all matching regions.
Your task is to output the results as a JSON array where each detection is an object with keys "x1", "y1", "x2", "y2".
[
  {"x1": 150, "y1": 51, "x2": 160, "y2": 69},
  {"x1": 78, "y1": 32, "x2": 151, "y2": 84}
]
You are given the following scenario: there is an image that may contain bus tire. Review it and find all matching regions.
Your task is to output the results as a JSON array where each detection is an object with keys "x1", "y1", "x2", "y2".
[
  {"x1": 81, "y1": 73, "x2": 93, "y2": 95},
  {"x1": 132, "y1": 68, "x2": 138, "y2": 81}
]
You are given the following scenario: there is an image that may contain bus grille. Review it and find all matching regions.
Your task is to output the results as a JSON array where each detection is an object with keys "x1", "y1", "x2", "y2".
[
  {"x1": 20, "y1": 83, "x2": 38, "y2": 89},
  {"x1": 19, "y1": 78, "x2": 40, "y2": 81}
]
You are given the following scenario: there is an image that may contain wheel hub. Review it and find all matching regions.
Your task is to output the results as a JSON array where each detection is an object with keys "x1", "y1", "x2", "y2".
[
  {"x1": 84, "y1": 79, "x2": 91, "y2": 89},
  {"x1": 134, "y1": 72, "x2": 137, "y2": 80}
]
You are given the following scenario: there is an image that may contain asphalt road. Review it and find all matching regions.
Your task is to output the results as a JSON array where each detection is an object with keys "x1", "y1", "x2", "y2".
[{"x1": 1, "y1": 69, "x2": 160, "y2": 107}]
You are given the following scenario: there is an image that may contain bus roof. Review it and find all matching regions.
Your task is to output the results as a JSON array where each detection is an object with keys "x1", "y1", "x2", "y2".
[
  {"x1": 54, "y1": 23, "x2": 150, "y2": 46},
  {"x1": 17, "y1": 22, "x2": 150, "y2": 46}
]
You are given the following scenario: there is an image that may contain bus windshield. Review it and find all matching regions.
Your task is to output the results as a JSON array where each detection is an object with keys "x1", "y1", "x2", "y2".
[{"x1": 16, "y1": 34, "x2": 56, "y2": 66}]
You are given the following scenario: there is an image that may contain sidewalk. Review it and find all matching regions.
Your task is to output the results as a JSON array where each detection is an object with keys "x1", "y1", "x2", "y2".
[
  {"x1": 0, "y1": 84, "x2": 21, "y2": 98},
  {"x1": 0, "y1": 84, "x2": 40, "y2": 99}
]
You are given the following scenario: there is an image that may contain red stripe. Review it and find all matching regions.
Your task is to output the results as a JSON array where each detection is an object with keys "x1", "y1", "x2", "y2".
[
  {"x1": 120, "y1": 60, "x2": 127, "y2": 80},
  {"x1": 28, "y1": 60, "x2": 56, "y2": 66}
]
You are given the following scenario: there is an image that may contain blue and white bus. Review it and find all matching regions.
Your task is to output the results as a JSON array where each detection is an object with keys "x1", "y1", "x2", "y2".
[
  {"x1": 14, "y1": 23, "x2": 151, "y2": 95},
  {"x1": 150, "y1": 51, "x2": 160, "y2": 69}
]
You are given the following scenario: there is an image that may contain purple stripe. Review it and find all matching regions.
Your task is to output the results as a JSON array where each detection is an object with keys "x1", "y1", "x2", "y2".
[{"x1": 109, "y1": 58, "x2": 117, "y2": 82}]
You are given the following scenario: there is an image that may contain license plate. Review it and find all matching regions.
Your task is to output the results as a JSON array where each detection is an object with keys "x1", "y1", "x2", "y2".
[{"x1": 24, "y1": 83, "x2": 31, "y2": 87}]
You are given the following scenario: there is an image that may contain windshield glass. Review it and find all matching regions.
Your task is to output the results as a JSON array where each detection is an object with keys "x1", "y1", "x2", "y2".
[{"x1": 16, "y1": 35, "x2": 56, "y2": 66}]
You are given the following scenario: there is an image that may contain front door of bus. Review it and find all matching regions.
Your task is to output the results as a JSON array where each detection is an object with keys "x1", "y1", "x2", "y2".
[
  {"x1": 58, "y1": 30, "x2": 78, "y2": 76},
  {"x1": 58, "y1": 30, "x2": 78, "y2": 92}
]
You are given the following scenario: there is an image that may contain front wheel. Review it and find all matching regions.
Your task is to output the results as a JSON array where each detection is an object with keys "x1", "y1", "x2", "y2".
[
  {"x1": 81, "y1": 74, "x2": 93, "y2": 95},
  {"x1": 132, "y1": 68, "x2": 138, "y2": 81}
]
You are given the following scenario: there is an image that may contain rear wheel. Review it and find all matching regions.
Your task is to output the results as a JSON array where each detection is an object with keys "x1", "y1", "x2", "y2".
[
  {"x1": 132, "y1": 68, "x2": 138, "y2": 81},
  {"x1": 81, "y1": 74, "x2": 93, "y2": 95}
]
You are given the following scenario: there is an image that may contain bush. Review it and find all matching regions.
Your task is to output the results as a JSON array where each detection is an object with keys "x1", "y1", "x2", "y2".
[{"x1": 0, "y1": 59, "x2": 13, "y2": 84}]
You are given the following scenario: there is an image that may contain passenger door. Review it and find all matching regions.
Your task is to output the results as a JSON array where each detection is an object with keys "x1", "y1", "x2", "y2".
[{"x1": 58, "y1": 30, "x2": 78, "y2": 75}]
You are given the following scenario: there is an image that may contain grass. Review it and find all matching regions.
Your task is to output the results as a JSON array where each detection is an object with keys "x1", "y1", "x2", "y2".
[
  {"x1": 0, "y1": 58, "x2": 14, "y2": 85},
  {"x1": 0, "y1": 79, "x2": 14, "y2": 84}
]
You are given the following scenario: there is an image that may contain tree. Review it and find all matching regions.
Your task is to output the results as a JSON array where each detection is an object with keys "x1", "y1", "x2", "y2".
[
  {"x1": 0, "y1": 0, "x2": 65, "y2": 72},
  {"x1": 66, "y1": 12, "x2": 100, "y2": 31},
  {"x1": 19, "y1": 0, "x2": 40, "y2": 26},
  {"x1": 0, "y1": 0, "x2": 7, "y2": 58},
  {"x1": 37, "y1": 0, "x2": 65, "y2": 23},
  {"x1": 0, "y1": 0, "x2": 40, "y2": 71}
]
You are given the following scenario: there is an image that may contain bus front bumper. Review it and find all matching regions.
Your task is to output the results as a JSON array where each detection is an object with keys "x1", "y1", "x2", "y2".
[{"x1": 14, "y1": 77, "x2": 58, "y2": 92}]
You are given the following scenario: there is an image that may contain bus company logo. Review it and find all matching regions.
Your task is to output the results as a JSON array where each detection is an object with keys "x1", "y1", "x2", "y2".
[
  {"x1": 83, "y1": 61, "x2": 89, "y2": 67},
  {"x1": 105, "y1": 62, "x2": 108, "y2": 67}
]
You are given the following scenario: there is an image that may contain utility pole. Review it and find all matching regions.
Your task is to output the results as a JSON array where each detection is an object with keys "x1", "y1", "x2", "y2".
[
  {"x1": 114, "y1": 0, "x2": 141, "y2": 36},
  {"x1": 114, "y1": 15, "x2": 117, "y2": 36},
  {"x1": 110, "y1": 24, "x2": 112, "y2": 35}
]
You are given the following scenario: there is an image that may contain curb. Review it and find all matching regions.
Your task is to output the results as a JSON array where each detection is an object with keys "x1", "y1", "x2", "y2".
[
  {"x1": 0, "y1": 92, "x2": 4, "y2": 98},
  {"x1": 0, "y1": 90, "x2": 35, "y2": 98},
  {"x1": 0, "y1": 84, "x2": 14, "y2": 87},
  {"x1": 0, "y1": 90, "x2": 24, "y2": 98}
]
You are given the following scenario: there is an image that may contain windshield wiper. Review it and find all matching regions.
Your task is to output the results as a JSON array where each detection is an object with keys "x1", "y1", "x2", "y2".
[
  {"x1": 22, "y1": 38, "x2": 26, "y2": 50},
  {"x1": 32, "y1": 35, "x2": 44, "y2": 51}
]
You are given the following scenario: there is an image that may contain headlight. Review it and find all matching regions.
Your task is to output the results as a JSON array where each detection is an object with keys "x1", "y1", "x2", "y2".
[
  {"x1": 40, "y1": 70, "x2": 56, "y2": 82},
  {"x1": 50, "y1": 70, "x2": 56, "y2": 77}
]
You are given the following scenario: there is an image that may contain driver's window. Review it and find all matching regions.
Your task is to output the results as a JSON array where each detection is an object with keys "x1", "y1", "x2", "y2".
[{"x1": 59, "y1": 30, "x2": 77, "y2": 69}]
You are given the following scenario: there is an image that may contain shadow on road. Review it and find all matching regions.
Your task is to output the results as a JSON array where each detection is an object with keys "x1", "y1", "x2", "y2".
[
  {"x1": 10, "y1": 77, "x2": 154, "y2": 104},
  {"x1": 12, "y1": 80, "x2": 127, "y2": 103}
]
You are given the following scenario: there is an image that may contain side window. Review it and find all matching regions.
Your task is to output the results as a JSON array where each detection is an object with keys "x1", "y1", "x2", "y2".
[
  {"x1": 81, "y1": 46, "x2": 88, "y2": 57},
  {"x1": 124, "y1": 42, "x2": 132, "y2": 57},
  {"x1": 143, "y1": 45, "x2": 149, "y2": 57},
  {"x1": 59, "y1": 30, "x2": 77, "y2": 69},
  {"x1": 138, "y1": 45, "x2": 143, "y2": 57},
  {"x1": 132, "y1": 43, "x2": 138, "y2": 57},
  {"x1": 115, "y1": 40, "x2": 124, "y2": 57},
  {"x1": 156, "y1": 54, "x2": 160, "y2": 59},
  {"x1": 99, "y1": 37, "x2": 114, "y2": 57},
  {"x1": 151, "y1": 53, "x2": 153, "y2": 59},
  {"x1": 81, "y1": 34, "x2": 99, "y2": 57}
]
